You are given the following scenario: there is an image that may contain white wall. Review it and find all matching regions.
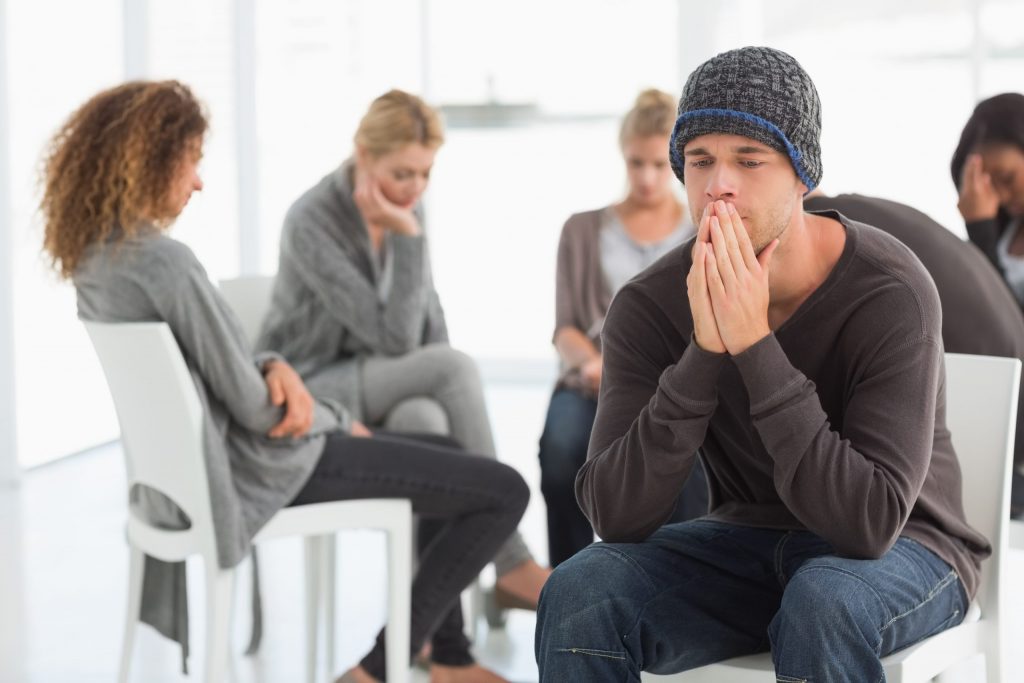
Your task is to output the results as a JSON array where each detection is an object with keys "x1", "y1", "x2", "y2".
[
  {"x1": 0, "y1": 0, "x2": 17, "y2": 487},
  {"x1": 2, "y1": 0, "x2": 1023, "y2": 468}
]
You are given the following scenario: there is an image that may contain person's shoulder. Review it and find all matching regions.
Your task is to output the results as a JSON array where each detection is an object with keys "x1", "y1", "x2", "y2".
[
  {"x1": 842, "y1": 219, "x2": 942, "y2": 333},
  {"x1": 285, "y1": 168, "x2": 345, "y2": 226},
  {"x1": 561, "y1": 207, "x2": 607, "y2": 235},
  {"x1": 849, "y1": 217, "x2": 931, "y2": 279},
  {"x1": 129, "y1": 233, "x2": 208, "y2": 286},
  {"x1": 808, "y1": 193, "x2": 949, "y2": 244}
]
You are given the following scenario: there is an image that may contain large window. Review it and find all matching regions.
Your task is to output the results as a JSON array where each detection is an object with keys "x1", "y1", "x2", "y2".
[
  {"x1": 253, "y1": 0, "x2": 425, "y2": 277},
  {"x1": 147, "y1": 0, "x2": 240, "y2": 279},
  {"x1": 5, "y1": 0, "x2": 1021, "y2": 467},
  {"x1": 9, "y1": 0, "x2": 122, "y2": 466}
]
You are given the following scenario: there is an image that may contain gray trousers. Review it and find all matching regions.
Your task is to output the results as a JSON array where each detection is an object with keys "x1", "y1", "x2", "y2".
[{"x1": 361, "y1": 343, "x2": 535, "y2": 576}]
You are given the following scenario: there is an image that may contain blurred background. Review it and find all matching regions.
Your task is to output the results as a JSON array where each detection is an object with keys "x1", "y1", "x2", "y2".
[{"x1": 1, "y1": 0, "x2": 1022, "y2": 474}]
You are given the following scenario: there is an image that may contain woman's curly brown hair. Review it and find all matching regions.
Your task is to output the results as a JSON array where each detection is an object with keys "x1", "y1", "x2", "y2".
[{"x1": 41, "y1": 80, "x2": 208, "y2": 279}]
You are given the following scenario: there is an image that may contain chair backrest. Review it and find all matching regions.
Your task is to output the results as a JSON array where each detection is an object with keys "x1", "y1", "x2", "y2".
[
  {"x1": 943, "y1": 353, "x2": 1020, "y2": 635},
  {"x1": 218, "y1": 275, "x2": 275, "y2": 345},
  {"x1": 84, "y1": 321, "x2": 215, "y2": 541}
]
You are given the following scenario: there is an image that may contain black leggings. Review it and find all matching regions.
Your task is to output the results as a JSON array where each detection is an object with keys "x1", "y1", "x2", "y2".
[{"x1": 289, "y1": 431, "x2": 529, "y2": 680}]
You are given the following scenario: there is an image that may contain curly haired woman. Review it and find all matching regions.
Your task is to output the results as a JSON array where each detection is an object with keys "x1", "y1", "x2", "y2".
[{"x1": 42, "y1": 79, "x2": 523, "y2": 683}]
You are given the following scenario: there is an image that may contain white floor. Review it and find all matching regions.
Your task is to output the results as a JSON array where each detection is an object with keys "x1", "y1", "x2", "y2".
[
  {"x1": 0, "y1": 382, "x2": 553, "y2": 683},
  {"x1": 3, "y1": 380, "x2": 1024, "y2": 682}
]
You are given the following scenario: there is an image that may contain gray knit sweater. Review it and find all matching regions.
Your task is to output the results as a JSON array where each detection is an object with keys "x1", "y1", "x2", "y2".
[
  {"x1": 74, "y1": 230, "x2": 349, "y2": 667},
  {"x1": 257, "y1": 161, "x2": 448, "y2": 416}
]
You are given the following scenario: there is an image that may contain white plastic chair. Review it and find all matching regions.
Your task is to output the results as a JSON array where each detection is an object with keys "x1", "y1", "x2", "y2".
[
  {"x1": 85, "y1": 321, "x2": 412, "y2": 683},
  {"x1": 218, "y1": 274, "x2": 275, "y2": 346},
  {"x1": 220, "y1": 274, "x2": 353, "y2": 671},
  {"x1": 1011, "y1": 519, "x2": 1024, "y2": 550},
  {"x1": 643, "y1": 353, "x2": 1020, "y2": 683}
]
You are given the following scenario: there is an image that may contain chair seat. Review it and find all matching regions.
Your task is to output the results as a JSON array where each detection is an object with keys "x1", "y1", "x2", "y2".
[
  {"x1": 256, "y1": 498, "x2": 411, "y2": 542},
  {"x1": 643, "y1": 601, "x2": 985, "y2": 682}
]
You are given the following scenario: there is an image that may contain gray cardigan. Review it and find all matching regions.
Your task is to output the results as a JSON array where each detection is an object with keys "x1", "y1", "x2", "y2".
[
  {"x1": 257, "y1": 161, "x2": 448, "y2": 415},
  {"x1": 553, "y1": 209, "x2": 612, "y2": 397},
  {"x1": 74, "y1": 230, "x2": 349, "y2": 668}
]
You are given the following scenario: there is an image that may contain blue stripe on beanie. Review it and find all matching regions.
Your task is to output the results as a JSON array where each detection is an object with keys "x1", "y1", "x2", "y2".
[
  {"x1": 670, "y1": 108, "x2": 816, "y2": 192},
  {"x1": 669, "y1": 47, "x2": 823, "y2": 192}
]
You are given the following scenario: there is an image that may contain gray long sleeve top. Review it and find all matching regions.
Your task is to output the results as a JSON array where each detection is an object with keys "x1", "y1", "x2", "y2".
[
  {"x1": 74, "y1": 229, "x2": 349, "y2": 666},
  {"x1": 576, "y1": 214, "x2": 989, "y2": 599},
  {"x1": 257, "y1": 161, "x2": 448, "y2": 415}
]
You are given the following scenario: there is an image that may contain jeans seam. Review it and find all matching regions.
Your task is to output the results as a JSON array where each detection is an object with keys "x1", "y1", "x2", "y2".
[
  {"x1": 794, "y1": 564, "x2": 889, "y2": 617},
  {"x1": 590, "y1": 545, "x2": 660, "y2": 594},
  {"x1": 879, "y1": 570, "x2": 960, "y2": 634},
  {"x1": 555, "y1": 647, "x2": 627, "y2": 661},
  {"x1": 604, "y1": 544, "x2": 693, "y2": 672}
]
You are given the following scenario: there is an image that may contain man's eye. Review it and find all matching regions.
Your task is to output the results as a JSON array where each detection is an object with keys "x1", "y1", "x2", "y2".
[
  {"x1": 741, "y1": 160, "x2": 763, "y2": 169},
  {"x1": 689, "y1": 159, "x2": 712, "y2": 168}
]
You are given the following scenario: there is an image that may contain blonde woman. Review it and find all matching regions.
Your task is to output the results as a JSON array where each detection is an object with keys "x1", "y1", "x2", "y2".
[
  {"x1": 44, "y1": 80, "x2": 525, "y2": 683},
  {"x1": 258, "y1": 90, "x2": 550, "y2": 613},
  {"x1": 539, "y1": 89, "x2": 700, "y2": 566}
]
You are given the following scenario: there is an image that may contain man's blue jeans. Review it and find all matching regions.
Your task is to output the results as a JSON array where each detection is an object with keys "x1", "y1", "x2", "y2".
[{"x1": 535, "y1": 520, "x2": 968, "y2": 682}]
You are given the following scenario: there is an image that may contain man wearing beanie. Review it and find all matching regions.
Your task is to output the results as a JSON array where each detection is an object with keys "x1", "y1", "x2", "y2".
[{"x1": 535, "y1": 46, "x2": 989, "y2": 681}]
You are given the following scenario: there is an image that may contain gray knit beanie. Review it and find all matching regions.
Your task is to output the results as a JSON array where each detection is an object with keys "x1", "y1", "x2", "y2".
[{"x1": 669, "y1": 46, "x2": 822, "y2": 191}]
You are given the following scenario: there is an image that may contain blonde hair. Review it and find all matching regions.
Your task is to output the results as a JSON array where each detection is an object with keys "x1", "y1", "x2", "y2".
[
  {"x1": 354, "y1": 89, "x2": 445, "y2": 158},
  {"x1": 41, "y1": 80, "x2": 208, "y2": 279},
  {"x1": 619, "y1": 88, "x2": 677, "y2": 148}
]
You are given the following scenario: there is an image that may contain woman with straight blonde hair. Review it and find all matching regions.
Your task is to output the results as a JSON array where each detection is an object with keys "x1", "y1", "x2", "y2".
[
  {"x1": 257, "y1": 89, "x2": 551, "y2": 620},
  {"x1": 45, "y1": 80, "x2": 527, "y2": 683},
  {"x1": 538, "y1": 88, "x2": 701, "y2": 567}
]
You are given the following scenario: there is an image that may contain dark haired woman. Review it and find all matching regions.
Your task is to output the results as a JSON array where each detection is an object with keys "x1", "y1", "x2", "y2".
[{"x1": 952, "y1": 92, "x2": 1024, "y2": 310}]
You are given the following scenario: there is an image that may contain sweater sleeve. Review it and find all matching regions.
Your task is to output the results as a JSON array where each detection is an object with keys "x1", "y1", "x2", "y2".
[
  {"x1": 575, "y1": 284, "x2": 725, "y2": 541},
  {"x1": 420, "y1": 238, "x2": 449, "y2": 345},
  {"x1": 147, "y1": 242, "x2": 346, "y2": 437},
  {"x1": 553, "y1": 218, "x2": 580, "y2": 342},
  {"x1": 731, "y1": 332, "x2": 943, "y2": 559}
]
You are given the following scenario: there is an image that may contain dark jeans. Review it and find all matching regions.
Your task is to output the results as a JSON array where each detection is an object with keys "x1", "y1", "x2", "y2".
[
  {"x1": 290, "y1": 431, "x2": 529, "y2": 681},
  {"x1": 538, "y1": 388, "x2": 709, "y2": 566},
  {"x1": 536, "y1": 520, "x2": 968, "y2": 682}
]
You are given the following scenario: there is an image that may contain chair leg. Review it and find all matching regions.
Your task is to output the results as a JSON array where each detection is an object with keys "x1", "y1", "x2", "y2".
[
  {"x1": 461, "y1": 578, "x2": 483, "y2": 643},
  {"x1": 304, "y1": 536, "x2": 322, "y2": 683},
  {"x1": 322, "y1": 534, "x2": 337, "y2": 680},
  {"x1": 118, "y1": 547, "x2": 145, "y2": 683},
  {"x1": 386, "y1": 517, "x2": 413, "y2": 683},
  {"x1": 204, "y1": 563, "x2": 237, "y2": 683},
  {"x1": 983, "y1": 641, "x2": 1003, "y2": 683}
]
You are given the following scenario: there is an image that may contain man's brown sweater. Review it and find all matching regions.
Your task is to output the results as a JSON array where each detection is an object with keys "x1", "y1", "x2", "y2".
[{"x1": 576, "y1": 212, "x2": 990, "y2": 598}]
